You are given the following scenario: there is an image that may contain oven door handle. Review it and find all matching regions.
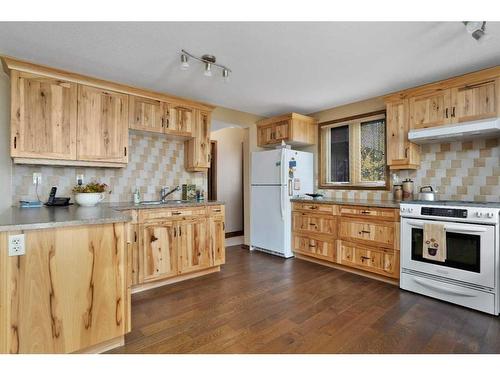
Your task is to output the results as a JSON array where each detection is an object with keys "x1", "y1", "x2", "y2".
[
  {"x1": 405, "y1": 220, "x2": 489, "y2": 233},
  {"x1": 413, "y1": 276, "x2": 476, "y2": 297}
]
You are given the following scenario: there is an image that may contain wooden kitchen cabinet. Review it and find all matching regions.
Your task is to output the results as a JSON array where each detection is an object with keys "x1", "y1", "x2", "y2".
[
  {"x1": 177, "y1": 218, "x2": 211, "y2": 274},
  {"x1": 409, "y1": 90, "x2": 452, "y2": 129},
  {"x1": 293, "y1": 233, "x2": 336, "y2": 261},
  {"x1": 292, "y1": 211, "x2": 337, "y2": 236},
  {"x1": 140, "y1": 221, "x2": 178, "y2": 282},
  {"x1": 339, "y1": 218, "x2": 395, "y2": 249},
  {"x1": 0, "y1": 223, "x2": 128, "y2": 354},
  {"x1": 209, "y1": 215, "x2": 226, "y2": 266},
  {"x1": 77, "y1": 85, "x2": 129, "y2": 163},
  {"x1": 128, "y1": 95, "x2": 165, "y2": 133},
  {"x1": 451, "y1": 80, "x2": 497, "y2": 123},
  {"x1": 386, "y1": 99, "x2": 420, "y2": 170},
  {"x1": 257, "y1": 113, "x2": 317, "y2": 147},
  {"x1": 10, "y1": 71, "x2": 77, "y2": 160},
  {"x1": 170, "y1": 105, "x2": 194, "y2": 135},
  {"x1": 185, "y1": 109, "x2": 211, "y2": 171}
]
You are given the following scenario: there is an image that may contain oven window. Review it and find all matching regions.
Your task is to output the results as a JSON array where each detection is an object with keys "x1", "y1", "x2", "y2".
[{"x1": 411, "y1": 228, "x2": 480, "y2": 273}]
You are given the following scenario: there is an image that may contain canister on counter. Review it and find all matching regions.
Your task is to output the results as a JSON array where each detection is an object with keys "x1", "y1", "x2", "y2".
[
  {"x1": 402, "y1": 178, "x2": 414, "y2": 200},
  {"x1": 393, "y1": 184, "x2": 403, "y2": 201}
]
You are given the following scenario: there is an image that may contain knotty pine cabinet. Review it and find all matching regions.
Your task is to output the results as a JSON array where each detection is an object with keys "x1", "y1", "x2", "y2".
[
  {"x1": 291, "y1": 202, "x2": 400, "y2": 282},
  {"x1": 0, "y1": 223, "x2": 129, "y2": 354},
  {"x1": 131, "y1": 205, "x2": 225, "y2": 289},
  {"x1": 185, "y1": 110, "x2": 211, "y2": 171},
  {"x1": 257, "y1": 113, "x2": 317, "y2": 147},
  {"x1": 385, "y1": 67, "x2": 500, "y2": 170},
  {"x1": 128, "y1": 95, "x2": 165, "y2": 133},
  {"x1": 77, "y1": 85, "x2": 129, "y2": 163},
  {"x1": 10, "y1": 71, "x2": 78, "y2": 160}
]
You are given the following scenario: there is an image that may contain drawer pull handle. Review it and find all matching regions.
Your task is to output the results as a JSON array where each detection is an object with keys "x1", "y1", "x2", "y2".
[
  {"x1": 361, "y1": 210, "x2": 371, "y2": 214},
  {"x1": 359, "y1": 230, "x2": 371, "y2": 234},
  {"x1": 309, "y1": 206, "x2": 318, "y2": 210},
  {"x1": 361, "y1": 256, "x2": 371, "y2": 261},
  {"x1": 309, "y1": 244, "x2": 316, "y2": 248},
  {"x1": 213, "y1": 209, "x2": 222, "y2": 212},
  {"x1": 172, "y1": 212, "x2": 182, "y2": 215}
]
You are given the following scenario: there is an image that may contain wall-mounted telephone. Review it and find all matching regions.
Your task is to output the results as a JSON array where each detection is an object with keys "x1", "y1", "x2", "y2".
[{"x1": 45, "y1": 187, "x2": 72, "y2": 207}]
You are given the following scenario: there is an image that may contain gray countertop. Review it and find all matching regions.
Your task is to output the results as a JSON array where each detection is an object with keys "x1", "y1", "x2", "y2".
[
  {"x1": 290, "y1": 197, "x2": 401, "y2": 209},
  {"x1": 0, "y1": 201, "x2": 225, "y2": 232}
]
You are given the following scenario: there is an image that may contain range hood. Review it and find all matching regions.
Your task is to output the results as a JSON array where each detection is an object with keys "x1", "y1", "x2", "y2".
[{"x1": 408, "y1": 118, "x2": 500, "y2": 144}]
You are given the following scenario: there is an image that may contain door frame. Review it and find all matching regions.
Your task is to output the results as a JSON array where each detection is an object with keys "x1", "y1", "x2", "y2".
[{"x1": 208, "y1": 140, "x2": 218, "y2": 200}]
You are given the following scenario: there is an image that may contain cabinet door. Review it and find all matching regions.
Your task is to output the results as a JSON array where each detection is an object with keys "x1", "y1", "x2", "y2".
[
  {"x1": 171, "y1": 106, "x2": 194, "y2": 135},
  {"x1": 409, "y1": 90, "x2": 451, "y2": 129},
  {"x1": 257, "y1": 125, "x2": 274, "y2": 146},
  {"x1": 11, "y1": 71, "x2": 77, "y2": 159},
  {"x1": 209, "y1": 216, "x2": 226, "y2": 266},
  {"x1": 292, "y1": 212, "x2": 337, "y2": 236},
  {"x1": 77, "y1": 85, "x2": 129, "y2": 163},
  {"x1": 274, "y1": 120, "x2": 290, "y2": 141},
  {"x1": 185, "y1": 110, "x2": 211, "y2": 171},
  {"x1": 128, "y1": 95, "x2": 164, "y2": 133},
  {"x1": 140, "y1": 222, "x2": 178, "y2": 282},
  {"x1": 177, "y1": 218, "x2": 211, "y2": 274},
  {"x1": 292, "y1": 234, "x2": 336, "y2": 261},
  {"x1": 452, "y1": 80, "x2": 497, "y2": 123},
  {"x1": 0, "y1": 224, "x2": 126, "y2": 354}
]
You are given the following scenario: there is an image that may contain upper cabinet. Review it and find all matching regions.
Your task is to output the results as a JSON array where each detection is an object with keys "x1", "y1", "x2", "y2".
[
  {"x1": 128, "y1": 96, "x2": 164, "y2": 133},
  {"x1": 3, "y1": 56, "x2": 215, "y2": 169},
  {"x1": 77, "y1": 85, "x2": 129, "y2": 163},
  {"x1": 10, "y1": 71, "x2": 77, "y2": 160},
  {"x1": 257, "y1": 113, "x2": 317, "y2": 148},
  {"x1": 385, "y1": 67, "x2": 500, "y2": 170}
]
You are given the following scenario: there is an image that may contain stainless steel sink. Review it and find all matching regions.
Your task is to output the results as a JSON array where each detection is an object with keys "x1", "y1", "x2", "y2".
[
  {"x1": 138, "y1": 200, "x2": 163, "y2": 205},
  {"x1": 138, "y1": 200, "x2": 191, "y2": 205}
]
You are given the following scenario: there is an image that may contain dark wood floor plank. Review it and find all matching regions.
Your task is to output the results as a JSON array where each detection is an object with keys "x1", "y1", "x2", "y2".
[{"x1": 107, "y1": 246, "x2": 500, "y2": 354}]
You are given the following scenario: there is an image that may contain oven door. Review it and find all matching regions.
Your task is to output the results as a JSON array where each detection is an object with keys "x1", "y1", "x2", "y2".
[{"x1": 401, "y1": 218, "x2": 496, "y2": 289}]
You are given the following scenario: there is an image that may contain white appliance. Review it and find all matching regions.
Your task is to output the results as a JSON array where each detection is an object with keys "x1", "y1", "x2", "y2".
[
  {"x1": 251, "y1": 148, "x2": 313, "y2": 258},
  {"x1": 408, "y1": 118, "x2": 500, "y2": 144},
  {"x1": 400, "y1": 201, "x2": 500, "y2": 315}
]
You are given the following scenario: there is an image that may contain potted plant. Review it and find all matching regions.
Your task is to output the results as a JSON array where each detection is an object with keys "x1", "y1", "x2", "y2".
[{"x1": 72, "y1": 182, "x2": 109, "y2": 207}]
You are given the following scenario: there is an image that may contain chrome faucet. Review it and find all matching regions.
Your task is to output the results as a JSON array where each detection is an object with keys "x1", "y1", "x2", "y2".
[{"x1": 160, "y1": 185, "x2": 180, "y2": 203}]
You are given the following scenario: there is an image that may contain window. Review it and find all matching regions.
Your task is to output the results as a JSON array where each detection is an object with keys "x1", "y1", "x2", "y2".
[{"x1": 319, "y1": 111, "x2": 388, "y2": 189}]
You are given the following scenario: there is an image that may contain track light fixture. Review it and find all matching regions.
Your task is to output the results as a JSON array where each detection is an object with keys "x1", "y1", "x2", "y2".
[
  {"x1": 180, "y1": 50, "x2": 231, "y2": 81},
  {"x1": 463, "y1": 21, "x2": 491, "y2": 43}
]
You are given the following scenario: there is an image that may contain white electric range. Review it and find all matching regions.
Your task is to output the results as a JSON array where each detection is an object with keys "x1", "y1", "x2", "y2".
[{"x1": 399, "y1": 200, "x2": 500, "y2": 315}]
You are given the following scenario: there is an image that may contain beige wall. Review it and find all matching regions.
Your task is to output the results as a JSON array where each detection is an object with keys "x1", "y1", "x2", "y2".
[
  {"x1": 212, "y1": 107, "x2": 263, "y2": 245},
  {"x1": 210, "y1": 127, "x2": 246, "y2": 233},
  {"x1": 0, "y1": 70, "x2": 11, "y2": 211}
]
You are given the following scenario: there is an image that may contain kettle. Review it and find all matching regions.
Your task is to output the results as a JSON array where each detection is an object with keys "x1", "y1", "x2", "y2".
[{"x1": 418, "y1": 186, "x2": 438, "y2": 201}]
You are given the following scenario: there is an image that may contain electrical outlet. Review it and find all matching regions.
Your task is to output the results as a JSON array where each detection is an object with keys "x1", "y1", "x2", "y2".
[
  {"x1": 33, "y1": 172, "x2": 42, "y2": 185},
  {"x1": 9, "y1": 234, "x2": 25, "y2": 256},
  {"x1": 76, "y1": 174, "x2": 84, "y2": 185}
]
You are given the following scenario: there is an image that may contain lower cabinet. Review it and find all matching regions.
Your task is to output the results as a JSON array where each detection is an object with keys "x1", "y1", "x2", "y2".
[
  {"x1": 134, "y1": 205, "x2": 225, "y2": 288},
  {"x1": 292, "y1": 202, "x2": 400, "y2": 282},
  {"x1": 0, "y1": 223, "x2": 128, "y2": 354}
]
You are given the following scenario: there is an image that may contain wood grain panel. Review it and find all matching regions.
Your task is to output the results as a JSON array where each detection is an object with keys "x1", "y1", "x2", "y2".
[
  {"x1": 292, "y1": 234, "x2": 336, "y2": 262},
  {"x1": 0, "y1": 224, "x2": 127, "y2": 354},
  {"x1": 77, "y1": 85, "x2": 129, "y2": 163},
  {"x1": 178, "y1": 218, "x2": 211, "y2": 274},
  {"x1": 209, "y1": 216, "x2": 225, "y2": 266},
  {"x1": 409, "y1": 90, "x2": 451, "y2": 129},
  {"x1": 140, "y1": 222, "x2": 177, "y2": 282},
  {"x1": 339, "y1": 218, "x2": 395, "y2": 249},
  {"x1": 452, "y1": 80, "x2": 496, "y2": 123},
  {"x1": 292, "y1": 212, "x2": 337, "y2": 236},
  {"x1": 11, "y1": 71, "x2": 77, "y2": 160},
  {"x1": 128, "y1": 95, "x2": 164, "y2": 133}
]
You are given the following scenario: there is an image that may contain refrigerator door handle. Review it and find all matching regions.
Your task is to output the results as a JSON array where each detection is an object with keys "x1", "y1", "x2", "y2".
[{"x1": 280, "y1": 149, "x2": 285, "y2": 221}]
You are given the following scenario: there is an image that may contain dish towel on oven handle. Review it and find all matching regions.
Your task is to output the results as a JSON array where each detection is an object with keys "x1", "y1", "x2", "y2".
[{"x1": 423, "y1": 223, "x2": 447, "y2": 262}]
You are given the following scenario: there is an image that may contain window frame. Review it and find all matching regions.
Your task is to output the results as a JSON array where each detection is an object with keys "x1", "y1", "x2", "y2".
[{"x1": 318, "y1": 109, "x2": 389, "y2": 191}]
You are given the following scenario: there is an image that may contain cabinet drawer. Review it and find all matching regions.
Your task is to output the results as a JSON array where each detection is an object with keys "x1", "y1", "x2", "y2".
[
  {"x1": 139, "y1": 207, "x2": 206, "y2": 222},
  {"x1": 340, "y1": 206, "x2": 398, "y2": 221},
  {"x1": 208, "y1": 205, "x2": 225, "y2": 216},
  {"x1": 292, "y1": 212, "x2": 337, "y2": 237},
  {"x1": 338, "y1": 241, "x2": 399, "y2": 279},
  {"x1": 339, "y1": 218, "x2": 395, "y2": 249},
  {"x1": 293, "y1": 202, "x2": 337, "y2": 215},
  {"x1": 293, "y1": 233, "x2": 336, "y2": 262}
]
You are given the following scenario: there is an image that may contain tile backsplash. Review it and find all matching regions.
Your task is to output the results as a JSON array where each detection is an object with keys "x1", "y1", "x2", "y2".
[
  {"x1": 12, "y1": 132, "x2": 207, "y2": 204},
  {"x1": 318, "y1": 138, "x2": 500, "y2": 202}
]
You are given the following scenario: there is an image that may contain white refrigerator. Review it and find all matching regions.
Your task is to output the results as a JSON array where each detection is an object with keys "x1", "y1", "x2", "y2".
[{"x1": 250, "y1": 148, "x2": 314, "y2": 258}]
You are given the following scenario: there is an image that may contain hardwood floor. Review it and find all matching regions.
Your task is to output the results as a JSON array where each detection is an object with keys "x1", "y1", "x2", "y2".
[{"x1": 108, "y1": 246, "x2": 500, "y2": 354}]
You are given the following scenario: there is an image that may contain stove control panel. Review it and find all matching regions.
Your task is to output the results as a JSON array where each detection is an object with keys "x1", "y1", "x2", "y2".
[{"x1": 400, "y1": 203, "x2": 500, "y2": 224}]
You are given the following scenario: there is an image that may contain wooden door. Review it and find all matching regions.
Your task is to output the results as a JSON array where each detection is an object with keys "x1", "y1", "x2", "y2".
[
  {"x1": 171, "y1": 106, "x2": 194, "y2": 135},
  {"x1": 274, "y1": 120, "x2": 290, "y2": 141},
  {"x1": 185, "y1": 110, "x2": 211, "y2": 171},
  {"x1": 409, "y1": 90, "x2": 451, "y2": 129},
  {"x1": 386, "y1": 100, "x2": 409, "y2": 166},
  {"x1": 77, "y1": 85, "x2": 129, "y2": 163},
  {"x1": 257, "y1": 125, "x2": 274, "y2": 146},
  {"x1": 209, "y1": 216, "x2": 225, "y2": 266},
  {"x1": 128, "y1": 95, "x2": 164, "y2": 133},
  {"x1": 451, "y1": 80, "x2": 497, "y2": 123},
  {"x1": 140, "y1": 222, "x2": 178, "y2": 282},
  {"x1": 177, "y1": 218, "x2": 211, "y2": 274},
  {"x1": 0, "y1": 224, "x2": 127, "y2": 354},
  {"x1": 10, "y1": 71, "x2": 77, "y2": 160}
]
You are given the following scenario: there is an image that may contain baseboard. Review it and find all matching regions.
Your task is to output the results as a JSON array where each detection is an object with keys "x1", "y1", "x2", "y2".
[
  {"x1": 74, "y1": 335, "x2": 124, "y2": 354},
  {"x1": 225, "y1": 230, "x2": 244, "y2": 238},
  {"x1": 294, "y1": 253, "x2": 399, "y2": 286},
  {"x1": 240, "y1": 244, "x2": 250, "y2": 250},
  {"x1": 131, "y1": 266, "x2": 221, "y2": 294}
]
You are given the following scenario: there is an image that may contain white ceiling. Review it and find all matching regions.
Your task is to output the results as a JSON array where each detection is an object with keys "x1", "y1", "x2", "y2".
[{"x1": 0, "y1": 22, "x2": 499, "y2": 116}]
